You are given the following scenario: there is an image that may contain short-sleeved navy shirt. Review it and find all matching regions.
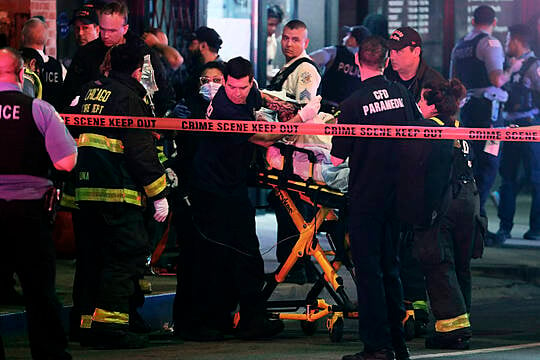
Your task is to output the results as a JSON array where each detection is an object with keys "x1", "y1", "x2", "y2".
[
  {"x1": 331, "y1": 75, "x2": 420, "y2": 212},
  {"x1": 189, "y1": 85, "x2": 261, "y2": 197}
]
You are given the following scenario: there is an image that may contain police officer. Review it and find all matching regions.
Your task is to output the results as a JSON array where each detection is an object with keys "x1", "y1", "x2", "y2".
[
  {"x1": 0, "y1": 47, "x2": 77, "y2": 359},
  {"x1": 70, "y1": 43, "x2": 168, "y2": 349},
  {"x1": 414, "y1": 79, "x2": 478, "y2": 350},
  {"x1": 384, "y1": 26, "x2": 446, "y2": 338},
  {"x1": 450, "y1": 5, "x2": 522, "y2": 225},
  {"x1": 63, "y1": 1, "x2": 174, "y2": 116},
  {"x1": 310, "y1": 25, "x2": 370, "y2": 113},
  {"x1": 267, "y1": 19, "x2": 321, "y2": 101},
  {"x1": 71, "y1": 4, "x2": 100, "y2": 47},
  {"x1": 21, "y1": 17, "x2": 66, "y2": 110},
  {"x1": 332, "y1": 36, "x2": 417, "y2": 360},
  {"x1": 267, "y1": 19, "x2": 322, "y2": 283},
  {"x1": 496, "y1": 24, "x2": 540, "y2": 243}
]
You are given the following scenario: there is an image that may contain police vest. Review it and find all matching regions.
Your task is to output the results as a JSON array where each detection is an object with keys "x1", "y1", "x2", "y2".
[
  {"x1": 0, "y1": 91, "x2": 50, "y2": 178},
  {"x1": 40, "y1": 56, "x2": 64, "y2": 110},
  {"x1": 504, "y1": 57, "x2": 539, "y2": 114},
  {"x1": 452, "y1": 33, "x2": 491, "y2": 89},
  {"x1": 320, "y1": 46, "x2": 362, "y2": 104},
  {"x1": 267, "y1": 57, "x2": 318, "y2": 94}
]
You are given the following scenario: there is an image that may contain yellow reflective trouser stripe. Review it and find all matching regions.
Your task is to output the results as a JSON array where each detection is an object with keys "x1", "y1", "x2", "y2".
[
  {"x1": 144, "y1": 174, "x2": 167, "y2": 198},
  {"x1": 76, "y1": 187, "x2": 142, "y2": 206},
  {"x1": 413, "y1": 300, "x2": 428, "y2": 312},
  {"x1": 59, "y1": 193, "x2": 79, "y2": 209},
  {"x1": 92, "y1": 308, "x2": 129, "y2": 324},
  {"x1": 435, "y1": 313, "x2": 470, "y2": 333},
  {"x1": 78, "y1": 133, "x2": 124, "y2": 153},
  {"x1": 80, "y1": 314, "x2": 92, "y2": 329}
]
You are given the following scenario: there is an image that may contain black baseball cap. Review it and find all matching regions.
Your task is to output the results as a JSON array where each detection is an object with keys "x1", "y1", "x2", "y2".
[
  {"x1": 387, "y1": 26, "x2": 422, "y2": 50},
  {"x1": 70, "y1": 5, "x2": 98, "y2": 25},
  {"x1": 343, "y1": 25, "x2": 371, "y2": 45},
  {"x1": 110, "y1": 43, "x2": 145, "y2": 75},
  {"x1": 191, "y1": 26, "x2": 223, "y2": 51}
]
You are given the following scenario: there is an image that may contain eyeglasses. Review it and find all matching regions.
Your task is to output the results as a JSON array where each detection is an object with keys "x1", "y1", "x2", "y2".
[{"x1": 200, "y1": 76, "x2": 223, "y2": 85}]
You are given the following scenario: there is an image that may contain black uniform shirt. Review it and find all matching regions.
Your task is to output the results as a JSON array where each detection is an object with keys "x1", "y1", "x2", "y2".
[
  {"x1": 190, "y1": 85, "x2": 262, "y2": 197},
  {"x1": 331, "y1": 75, "x2": 420, "y2": 212}
]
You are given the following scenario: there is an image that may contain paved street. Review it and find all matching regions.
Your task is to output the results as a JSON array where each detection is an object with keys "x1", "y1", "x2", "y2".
[{"x1": 2, "y1": 194, "x2": 540, "y2": 359}]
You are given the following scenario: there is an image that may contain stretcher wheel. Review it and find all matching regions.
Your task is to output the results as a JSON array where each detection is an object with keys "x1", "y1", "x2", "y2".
[
  {"x1": 300, "y1": 319, "x2": 318, "y2": 336},
  {"x1": 329, "y1": 317, "x2": 344, "y2": 343}
]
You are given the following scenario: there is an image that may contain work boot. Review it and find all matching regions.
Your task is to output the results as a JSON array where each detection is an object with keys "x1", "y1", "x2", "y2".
[
  {"x1": 235, "y1": 316, "x2": 284, "y2": 340},
  {"x1": 392, "y1": 337, "x2": 411, "y2": 360},
  {"x1": 523, "y1": 230, "x2": 540, "y2": 240},
  {"x1": 425, "y1": 328, "x2": 471, "y2": 350},
  {"x1": 342, "y1": 349, "x2": 395, "y2": 360},
  {"x1": 88, "y1": 322, "x2": 148, "y2": 349},
  {"x1": 129, "y1": 310, "x2": 152, "y2": 334}
]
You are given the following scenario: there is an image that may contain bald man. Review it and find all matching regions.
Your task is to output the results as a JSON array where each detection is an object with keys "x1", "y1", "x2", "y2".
[
  {"x1": 21, "y1": 17, "x2": 66, "y2": 109},
  {"x1": 0, "y1": 47, "x2": 76, "y2": 359}
]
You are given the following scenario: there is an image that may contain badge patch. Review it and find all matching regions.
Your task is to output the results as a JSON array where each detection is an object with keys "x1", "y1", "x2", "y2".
[
  {"x1": 206, "y1": 102, "x2": 214, "y2": 118},
  {"x1": 300, "y1": 71, "x2": 312, "y2": 84},
  {"x1": 487, "y1": 39, "x2": 501, "y2": 48}
]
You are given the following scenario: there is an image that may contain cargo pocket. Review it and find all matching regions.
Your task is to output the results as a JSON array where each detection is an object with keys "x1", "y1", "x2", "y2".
[{"x1": 472, "y1": 214, "x2": 487, "y2": 259}]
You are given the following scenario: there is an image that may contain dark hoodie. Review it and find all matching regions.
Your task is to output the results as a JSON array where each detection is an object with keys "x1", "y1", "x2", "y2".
[{"x1": 189, "y1": 84, "x2": 262, "y2": 196}]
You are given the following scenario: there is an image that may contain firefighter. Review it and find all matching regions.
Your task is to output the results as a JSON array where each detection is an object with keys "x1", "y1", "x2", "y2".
[{"x1": 70, "y1": 43, "x2": 168, "y2": 349}]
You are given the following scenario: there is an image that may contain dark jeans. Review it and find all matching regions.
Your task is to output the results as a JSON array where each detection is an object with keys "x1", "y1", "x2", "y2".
[
  {"x1": 461, "y1": 97, "x2": 502, "y2": 217},
  {"x1": 498, "y1": 138, "x2": 540, "y2": 233},
  {"x1": 470, "y1": 140, "x2": 500, "y2": 217},
  {"x1": 415, "y1": 181, "x2": 478, "y2": 322},
  {"x1": 349, "y1": 209, "x2": 405, "y2": 352},
  {"x1": 174, "y1": 188, "x2": 265, "y2": 330},
  {"x1": 72, "y1": 203, "x2": 149, "y2": 317},
  {"x1": 0, "y1": 199, "x2": 69, "y2": 359}
]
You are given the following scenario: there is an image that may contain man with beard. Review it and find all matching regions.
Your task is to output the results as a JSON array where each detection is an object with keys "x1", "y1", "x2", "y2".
[{"x1": 176, "y1": 26, "x2": 223, "y2": 101}]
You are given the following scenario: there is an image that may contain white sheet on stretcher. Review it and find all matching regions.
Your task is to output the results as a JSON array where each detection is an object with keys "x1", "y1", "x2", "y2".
[{"x1": 266, "y1": 145, "x2": 350, "y2": 193}]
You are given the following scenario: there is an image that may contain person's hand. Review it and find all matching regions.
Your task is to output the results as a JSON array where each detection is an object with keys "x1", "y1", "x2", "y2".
[
  {"x1": 298, "y1": 95, "x2": 322, "y2": 122},
  {"x1": 153, "y1": 198, "x2": 169, "y2": 222},
  {"x1": 142, "y1": 32, "x2": 160, "y2": 47}
]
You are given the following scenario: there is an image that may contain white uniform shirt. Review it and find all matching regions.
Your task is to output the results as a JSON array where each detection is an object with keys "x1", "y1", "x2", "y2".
[{"x1": 280, "y1": 50, "x2": 321, "y2": 104}]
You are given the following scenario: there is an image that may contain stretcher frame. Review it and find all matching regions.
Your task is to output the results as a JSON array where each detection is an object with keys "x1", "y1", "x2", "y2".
[{"x1": 256, "y1": 143, "x2": 358, "y2": 342}]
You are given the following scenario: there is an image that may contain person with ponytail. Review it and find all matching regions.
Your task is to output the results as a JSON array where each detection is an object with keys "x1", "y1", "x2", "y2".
[{"x1": 413, "y1": 78, "x2": 485, "y2": 350}]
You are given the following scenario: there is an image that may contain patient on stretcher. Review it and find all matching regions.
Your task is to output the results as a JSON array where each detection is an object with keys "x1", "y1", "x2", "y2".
[{"x1": 260, "y1": 89, "x2": 349, "y2": 192}]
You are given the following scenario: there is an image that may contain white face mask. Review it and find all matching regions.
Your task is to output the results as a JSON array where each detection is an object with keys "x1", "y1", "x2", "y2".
[{"x1": 199, "y1": 82, "x2": 222, "y2": 101}]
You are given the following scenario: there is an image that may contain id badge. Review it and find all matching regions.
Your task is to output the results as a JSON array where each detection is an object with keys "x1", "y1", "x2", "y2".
[{"x1": 484, "y1": 140, "x2": 500, "y2": 156}]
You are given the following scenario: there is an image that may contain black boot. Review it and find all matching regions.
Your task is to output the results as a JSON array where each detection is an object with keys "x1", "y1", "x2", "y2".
[
  {"x1": 342, "y1": 349, "x2": 395, "y2": 360},
  {"x1": 88, "y1": 322, "x2": 148, "y2": 349},
  {"x1": 425, "y1": 328, "x2": 471, "y2": 350}
]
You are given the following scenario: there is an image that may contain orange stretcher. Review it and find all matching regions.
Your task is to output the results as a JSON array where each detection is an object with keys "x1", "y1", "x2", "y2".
[{"x1": 256, "y1": 143, "x2": 358, "y2": 342}]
